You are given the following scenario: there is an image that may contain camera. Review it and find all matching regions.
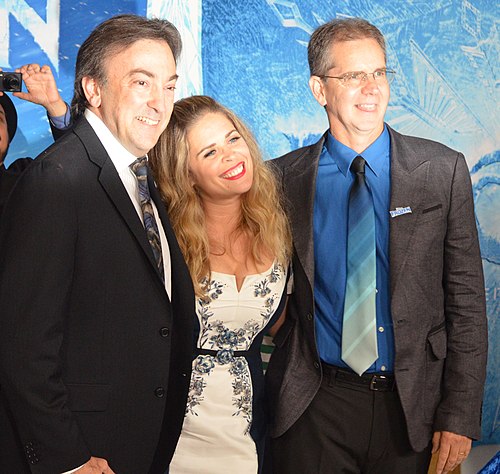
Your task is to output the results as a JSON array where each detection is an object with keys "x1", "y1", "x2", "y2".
[{"x1": 0, "y1": 72, "x2": 22, "y2": 92}]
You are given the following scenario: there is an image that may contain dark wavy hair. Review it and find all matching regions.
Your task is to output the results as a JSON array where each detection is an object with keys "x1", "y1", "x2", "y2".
[{"x1": 71, "y1": 14, "x2": 181, "y2": 118}]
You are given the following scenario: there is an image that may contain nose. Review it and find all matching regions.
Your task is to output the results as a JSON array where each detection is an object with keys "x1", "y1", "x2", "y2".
[
  {"x1": 221, "y1": 147, "x2": 235, "y2": 161},
  {"x1": 147, "y1": 84, "x2": 166, "y2": 113},
  {"x1": 360, "y1": 74, "x2": 379, "y2": 94}
]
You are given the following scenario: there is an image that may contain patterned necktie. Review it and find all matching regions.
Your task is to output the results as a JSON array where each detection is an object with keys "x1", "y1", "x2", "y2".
[
  {"x1": 341, "y1": 156, "x2": 378, "y2": 375},
  {"x1": 129, "y1": 156, "x2": 165, "y2": 283}
]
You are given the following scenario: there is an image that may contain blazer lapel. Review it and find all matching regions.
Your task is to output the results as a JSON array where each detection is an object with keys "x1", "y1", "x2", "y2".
[
  {"x1": 283, "y1": 134, "x2": 326, "y2": 290},
  {"x1": 99, "y1": 159, "x2": 163, "y2": 280},
  {"x1": 73, "y1": 118, "x2": 166, "y2": 286},
  {"x1": 388, "y1": 126, "x2": 430, "y2": 294}
]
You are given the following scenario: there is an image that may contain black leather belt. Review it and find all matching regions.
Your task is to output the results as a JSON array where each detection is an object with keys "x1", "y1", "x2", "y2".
[{"x1": 321, "y1": 362, "x2": 396, "y2": 392}]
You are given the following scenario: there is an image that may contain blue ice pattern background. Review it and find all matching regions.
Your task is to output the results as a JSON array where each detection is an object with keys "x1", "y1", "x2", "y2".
[{"x1": 1, "y1": 0, "x2": 499, "y2": 446}]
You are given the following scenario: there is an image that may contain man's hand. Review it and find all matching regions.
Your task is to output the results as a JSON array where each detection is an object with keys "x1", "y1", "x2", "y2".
[
  {"x1": 13, "y1": 64, "x2": 67, "y2": 117},
  {"x1": 432, "y1": 430, "x2": 472, "y2": 474},
  {"x1": 74, "y1": 456, "x2": 116, "y2": 474}
]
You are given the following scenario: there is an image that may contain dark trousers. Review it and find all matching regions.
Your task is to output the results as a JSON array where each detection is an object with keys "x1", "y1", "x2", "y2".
[{"x1": 271, "y1": 365, "x2": 432, "y2": 474}]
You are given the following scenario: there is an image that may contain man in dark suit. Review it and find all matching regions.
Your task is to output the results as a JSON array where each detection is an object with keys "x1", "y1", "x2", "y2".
[
  {"x1": 0, "y1": 64, "x2": 70, "y2": 218},
  {"x1": 0, "y1": 14, "x2": 194, "y2": 474},
  {"x1": 267, "y1": 18, "x2": 487, "y2": 474}
]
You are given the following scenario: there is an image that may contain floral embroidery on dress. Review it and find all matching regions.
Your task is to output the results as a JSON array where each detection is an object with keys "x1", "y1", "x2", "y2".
[
  {"x1": 253, "y1": 262, "x2": 284, "y2": 300},
  {"x1": 261, "y1": 295, "x2": 278, "y2": 319},
  {"x1": 201, "y1": 277, "x2": 225, "y2": 302},
  {"x1": 229, "y1": 358, "x2": 253, "y2": 430},
  {"x1": 198, "y1": 278, "x2": 227, "y2": 348},
  {"x1": 253, "y1": 279, "x2": 272, "y2": 297},
  {"x1": 185, "y1": 262, "x2": 285, "y2": 421},
  {"x1": 268, "y1": 263, "x2": 282, "y2": 283},
  {"x1": 210, "y1": 327, "x2": 245, "y2": 351},
  {"x1": 186, "y1": 355, "x2": 215, "y2": 415}
]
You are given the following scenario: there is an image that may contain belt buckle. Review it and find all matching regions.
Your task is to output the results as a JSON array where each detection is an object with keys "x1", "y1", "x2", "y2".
[{"x1": 369, "y1": 375, "x2": 387, "y2": 391}]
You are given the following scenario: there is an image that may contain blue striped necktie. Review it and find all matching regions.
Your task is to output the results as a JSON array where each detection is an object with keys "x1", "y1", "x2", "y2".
[
  {"x1": 130, "y1": 156, "x2": 165, "y2": 283},
  {"x1": 341, "y1": 156, "x2": 378, "y2": 375}
]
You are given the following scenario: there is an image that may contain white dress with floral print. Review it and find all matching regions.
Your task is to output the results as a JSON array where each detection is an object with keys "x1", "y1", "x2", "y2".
[{"x1": 169, "y1": 262, "x2": 286, "y2": 474}]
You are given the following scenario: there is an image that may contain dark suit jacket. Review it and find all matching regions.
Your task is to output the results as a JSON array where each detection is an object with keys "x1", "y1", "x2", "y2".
[
  {"x1": 0, "y1": 119, "x2": 68, "y2": 218},
  {"x1": 0, "y1": 158, "x2": 33, "y2": 217},
  {"x1": 0, "y1": 117, "x2": 195, "y2": 473},
  {"x1": 266, "y1": 125, "x2": 487, "y2": 452}
]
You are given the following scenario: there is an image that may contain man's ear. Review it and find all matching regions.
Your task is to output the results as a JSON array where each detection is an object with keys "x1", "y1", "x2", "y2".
[
  {"x1": 81, "y1": 77, "x2": 102, "y2": 109},
  {"x1": 309, "y1": 75, "x2": 327, "y2": 107}
]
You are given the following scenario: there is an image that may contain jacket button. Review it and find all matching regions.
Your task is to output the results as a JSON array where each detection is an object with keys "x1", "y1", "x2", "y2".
[
  {"x1": 306, "y1": 313, "x2": 313, "y2": 321},
  {"x1": 159, "y1": 327, "x2": 170, "y2": 337},
  {"x1": 154, "y1": 387, "x2": 165, "y2": 398},
  {"x1": 314, "y1": 362, "x2": 320, "y2": 370}
]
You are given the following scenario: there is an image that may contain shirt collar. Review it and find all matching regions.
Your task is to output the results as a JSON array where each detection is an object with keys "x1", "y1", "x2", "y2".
[
  {"x1": 84, "y1": 109, "x2": 144, "y2": 173},
  {"x1": 324, "y1": 124, "x2": 390, "y2": 177}
]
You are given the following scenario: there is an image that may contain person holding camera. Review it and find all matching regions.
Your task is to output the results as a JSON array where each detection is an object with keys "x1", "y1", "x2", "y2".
[{"x1": 0, "y1": 63, "x2": 70, "y2": 217}]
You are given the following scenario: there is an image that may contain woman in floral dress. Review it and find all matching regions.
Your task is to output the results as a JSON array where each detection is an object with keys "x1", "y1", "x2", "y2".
[{"x1": 149, "y1": 96, "x2": 292, "y2": 473}]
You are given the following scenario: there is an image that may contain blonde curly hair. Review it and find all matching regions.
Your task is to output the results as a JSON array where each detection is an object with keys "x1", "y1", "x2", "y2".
[{"x1": 149, "y1": 95, "x2": 292, "y2": 296}]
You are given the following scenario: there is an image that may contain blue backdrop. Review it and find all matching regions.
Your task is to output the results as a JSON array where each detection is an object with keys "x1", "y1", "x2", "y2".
[{"x1": 1, "y1": 0, "x2": 499, "y2": 446}]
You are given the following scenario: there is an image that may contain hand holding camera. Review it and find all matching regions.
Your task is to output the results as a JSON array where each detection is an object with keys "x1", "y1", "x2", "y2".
[{"x1": 0, "y1": 64, "x2": 66, "y2": 117}]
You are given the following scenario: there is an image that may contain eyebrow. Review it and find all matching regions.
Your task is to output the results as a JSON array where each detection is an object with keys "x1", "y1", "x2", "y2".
[
  {"x1": 196, "y1": 128, "x2": 238, "y2": 157},
  {"x1": 127, "y1": 69, "x2": 178, "y2": 82}
]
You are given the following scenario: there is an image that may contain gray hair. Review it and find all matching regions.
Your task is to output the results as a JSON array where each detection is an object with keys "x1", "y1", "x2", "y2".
[{"x1": 308, "y1": 18, "x2": 386, "y2": 77}]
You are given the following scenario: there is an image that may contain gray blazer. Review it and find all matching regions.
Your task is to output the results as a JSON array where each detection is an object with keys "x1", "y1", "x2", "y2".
[{"x1": 266, "y1": 125, "x2": 487, "y2": 452}]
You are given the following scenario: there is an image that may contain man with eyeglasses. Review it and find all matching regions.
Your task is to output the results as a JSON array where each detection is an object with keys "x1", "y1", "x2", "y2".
[{"x1": 267, "y1": 17, "x2": 487, "y2": 474}]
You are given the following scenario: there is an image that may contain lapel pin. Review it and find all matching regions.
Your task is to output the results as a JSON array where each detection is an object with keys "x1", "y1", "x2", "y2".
[{"x1": 390, "y1": 206, "x2": 412, "y2": 218}]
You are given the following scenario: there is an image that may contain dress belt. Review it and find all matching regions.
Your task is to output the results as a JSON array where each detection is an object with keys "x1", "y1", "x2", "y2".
[{"x1": 195, "y1": 347, "x2": 253, "y2": 365}]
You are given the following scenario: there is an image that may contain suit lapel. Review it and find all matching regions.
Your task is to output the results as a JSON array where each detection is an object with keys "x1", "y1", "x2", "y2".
[
  {"x1": 283, "y1": 134, "x2": 326, "y2": 289},
  {"x1": 73, "y1": 118, "x2": 166, "y2": 288},
  {"x1": 99, "y1": 159, "x2": 164, "y2": 280},
  {"x1": 388, "y1": 126, "x2": 430, "y2": 294}
]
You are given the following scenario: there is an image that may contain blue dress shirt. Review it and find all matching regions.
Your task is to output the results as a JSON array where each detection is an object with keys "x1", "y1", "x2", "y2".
[
  {"x1": 48, "y1": 102, "x2": 72, "y2": 130},
  {"x1": 313, "y1": 126, "x2": 394, "y2": 373}
]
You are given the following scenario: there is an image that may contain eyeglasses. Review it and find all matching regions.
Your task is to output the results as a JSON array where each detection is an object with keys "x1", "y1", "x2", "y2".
[{"x1": 320, "y1": 68, "x2": 396, "y2": 87}]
